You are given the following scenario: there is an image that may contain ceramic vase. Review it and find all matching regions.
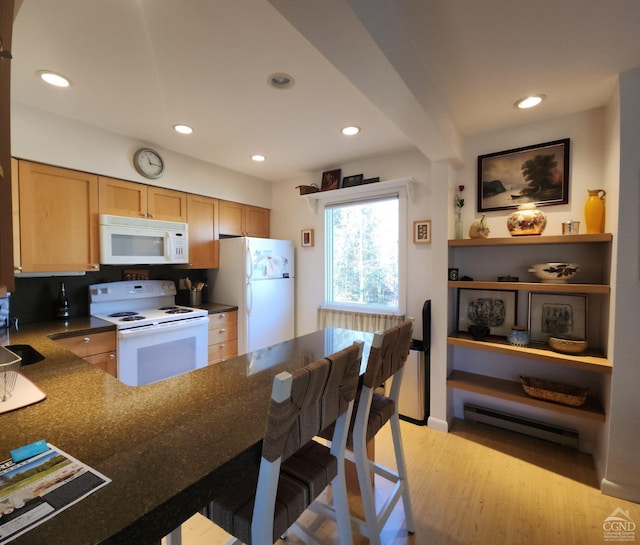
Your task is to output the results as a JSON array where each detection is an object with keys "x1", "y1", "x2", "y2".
[
  {"x1": 507, "y1": 203, "x2": 547, "y2": 236},
  {"x1": 584, "y1": 189, "x2": 606, "y2": 234},
  {"x1": 508, "y1": 326, "x2": 530, "y2": 347}
]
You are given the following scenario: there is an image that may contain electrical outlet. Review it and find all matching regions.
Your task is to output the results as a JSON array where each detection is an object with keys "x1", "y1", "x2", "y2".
[{"x1": 179, "y1": 278, "x2": 187, "y2": 290}]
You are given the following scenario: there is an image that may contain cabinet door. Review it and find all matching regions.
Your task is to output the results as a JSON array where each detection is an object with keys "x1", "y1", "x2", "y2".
[
  {"x1": 17, "y1": 161, "x2": 100, "y2": 272},
  {"x1": 219, "y1": 200, "x2": 244, "y2": 236},
  {"x1": 98, "y1": 176, "x2": 148, "y2": 218},
  {"x1": 55, "y1": 331, "x2": 116, "y2": 358},
  {"x1": 147, "y1": 186, "x2": 187, "y2": 222},
  {"x1": 186, "y1": 194, "x2": 219, "y2": 268},
  {"x1": 84, "y1": 351, "x2": 117, "y2": 377},
  {"x1": 244, "y1": 205, "x2": 270, "y2": 238}
]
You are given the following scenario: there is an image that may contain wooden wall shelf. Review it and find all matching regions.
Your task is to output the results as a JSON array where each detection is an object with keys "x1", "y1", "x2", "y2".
[
  {"x1": 448, "y1": 233, "x2": 612, "y2": 247},
  {"x1": 447, "y1": 370, "x2": 605, "y2": 421},
  {"x1": 448, "y1": 280, "x2": 609, "y2": 294},
  {"x1": 447, "y1": 333, "x2": 612, "y2": 374}
]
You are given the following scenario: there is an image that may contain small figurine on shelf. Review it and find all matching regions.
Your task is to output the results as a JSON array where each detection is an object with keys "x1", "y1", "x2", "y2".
[{"x1": 469, "y1": 214, "x2": 490, "y2": 238}]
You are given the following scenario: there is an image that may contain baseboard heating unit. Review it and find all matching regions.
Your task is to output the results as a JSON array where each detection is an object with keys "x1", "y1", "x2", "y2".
[{"x1": 464, "y1": 403, "x2": 579, "y2": 448}]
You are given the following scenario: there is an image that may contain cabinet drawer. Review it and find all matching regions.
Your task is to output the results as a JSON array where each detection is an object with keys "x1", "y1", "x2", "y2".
[
  {"x1": 208, "y1": 341, "x2": 237, "y2": 364},
  {"x1": 56, "y1": 331, "x2": 116, "y2": 358},
  {"x1": 208, "y1": 311, "x2": 237, "y2": 329},
  {"x1": 208, "y1": 322, "x2": 237, "y2": 344},
  {"x1": 84, "y1": 351, "x2": 117, "y2": 377}
]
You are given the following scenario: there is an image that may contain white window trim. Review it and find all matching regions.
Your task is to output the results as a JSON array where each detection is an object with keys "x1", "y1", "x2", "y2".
[{"x1": 322, "y1": 184, "x2": 408, "y2": 316}]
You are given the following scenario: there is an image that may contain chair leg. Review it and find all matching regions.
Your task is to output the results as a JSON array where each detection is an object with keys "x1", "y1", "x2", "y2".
[
  {"x1": 354, "y1": 435, "x2": 382, "y2": 545},
  {"x1": 389, "y1": 413, "x2": 415, "y2": 533},
  {"x1": 332, "y1": 467, "x2": 354, "y2": 545},
  {"x1": 165, "y1": 527, "x2": 182, "y2": 545}
]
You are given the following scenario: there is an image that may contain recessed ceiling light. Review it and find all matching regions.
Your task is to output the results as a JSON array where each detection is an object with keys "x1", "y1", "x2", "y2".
[
  {"x1": 251, "y1": 154, "x2": 266, "y2": 162},
  {"x1": 515, "y1": 94, "x2": 545, "y2": 109},
  {"x1": 37, "y1": 70, "x2": 71, "y2": 88},
  {"x1": 173, "y1": 124, "x2": 193, "y2": 134},
  {"x1": 268, "y1": 73, "x2": 294, "y2": 90},
  {"x1": 341, "y1": 126, "x2": 361, "y2": 136}
]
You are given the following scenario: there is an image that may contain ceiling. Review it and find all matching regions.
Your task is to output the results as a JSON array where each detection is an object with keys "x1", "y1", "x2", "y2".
[{"x1": 10, "y1": 1, "x2": 640, "y2": 183}]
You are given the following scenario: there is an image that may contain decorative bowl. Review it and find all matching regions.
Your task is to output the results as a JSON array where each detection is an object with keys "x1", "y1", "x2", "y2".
[
  {"x1": 548, "y1": 336, "x2": 588, "y2": 354},
  {"x1": 528, "y1": 262, "x2": 579, "y2": 283}
]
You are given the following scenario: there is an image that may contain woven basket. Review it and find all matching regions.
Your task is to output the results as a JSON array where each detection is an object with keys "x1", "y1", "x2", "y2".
[
  {"x1": 296, "y1": 184, "x2": 319, "y2": 195},
  {"x1": 520, "y1": 377, "x2": 589, "y2": 407},
  {"x1": 520, "y1": 376, "x2": 588, "y2": 407}
]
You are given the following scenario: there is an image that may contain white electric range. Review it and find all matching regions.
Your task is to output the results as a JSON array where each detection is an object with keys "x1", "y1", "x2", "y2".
[{"x1": 89, "y1": 280, "x2": 209, "y2": 386}]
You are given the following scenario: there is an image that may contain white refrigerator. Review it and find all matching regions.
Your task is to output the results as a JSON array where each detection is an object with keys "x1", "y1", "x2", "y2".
[{"x1": 209, "y1": 237, "x2": 295, "y2": 355}]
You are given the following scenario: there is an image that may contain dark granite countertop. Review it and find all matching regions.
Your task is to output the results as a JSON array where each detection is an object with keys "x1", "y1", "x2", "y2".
[{"x1": 0, "y1": 321, "x2": 371, "y2": 545}]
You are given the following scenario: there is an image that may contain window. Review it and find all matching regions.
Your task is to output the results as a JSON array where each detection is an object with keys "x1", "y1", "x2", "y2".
[{"x1": 325, "y1": 194, "x2": 404, "y2": 313}]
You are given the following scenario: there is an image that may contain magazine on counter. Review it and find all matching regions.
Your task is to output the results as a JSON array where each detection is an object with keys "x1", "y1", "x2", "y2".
[{"x1": 0, "y1": 444, "x2": 111, "y2": 543}]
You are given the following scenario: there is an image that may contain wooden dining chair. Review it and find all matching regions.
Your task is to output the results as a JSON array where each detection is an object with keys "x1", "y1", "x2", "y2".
[
  {"x1": 311, "y1": 319, "x2": 415, "y2": 545},
  {"x1": 198, "y1": 341, "x2": 363, "y2": 545}
]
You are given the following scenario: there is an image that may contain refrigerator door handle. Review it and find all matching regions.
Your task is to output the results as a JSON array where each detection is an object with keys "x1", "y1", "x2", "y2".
[
  {"x1": 246, "y1": 280, "x2": 253, "y2": 316},
  {"x1": 245, "y1": 241, "x2": 254, "y2": 280}
]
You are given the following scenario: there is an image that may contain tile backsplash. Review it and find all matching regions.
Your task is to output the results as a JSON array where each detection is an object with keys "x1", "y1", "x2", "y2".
[{"x1": 10, "y1": 266, "x2": 208, "y2": 325}]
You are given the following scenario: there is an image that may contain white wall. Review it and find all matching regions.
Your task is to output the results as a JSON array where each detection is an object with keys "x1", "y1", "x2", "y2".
[
  {"x1": 601, "y1": 66, "x2": 640, "y2": 503},
  {"x1": 11, "y1": 103, "x2": 273, "y2": 207}
]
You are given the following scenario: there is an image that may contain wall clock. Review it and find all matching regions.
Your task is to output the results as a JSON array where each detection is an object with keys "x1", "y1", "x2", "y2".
[{"x1": 133, "y1": 148, "x2": 164, "y2": 179}]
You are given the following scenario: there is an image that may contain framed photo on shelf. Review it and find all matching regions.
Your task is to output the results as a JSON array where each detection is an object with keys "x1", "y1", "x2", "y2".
[
  {"x1": 528, "y1": 292, "x2": 587, "y2": 343},
  {"x1": 300, "y1": 228, "x2": 314, "y2": 247},
  {"x1": 477, "y1": 138, "x2": 570, "y2": 212},
  {"x1": 321, "y1": 169, "x2": 341, "y2": 191},
  {"x1": 413, "y1": 220, "x2": 432, "y2": 244},
  {"x1": 457, "y1": 288, "x2": 517, "y2": 337},
  {"x1": 341, "y1": 174, "x2": 364, "y2": 188}
]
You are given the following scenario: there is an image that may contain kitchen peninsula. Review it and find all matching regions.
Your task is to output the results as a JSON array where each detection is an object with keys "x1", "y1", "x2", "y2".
[{"x1": 0, "y1": 321, "x2": 372, "y2": 544}]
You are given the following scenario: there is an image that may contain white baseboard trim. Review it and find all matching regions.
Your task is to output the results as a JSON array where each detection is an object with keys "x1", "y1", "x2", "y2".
[
  {"x1": 601, "y1": 478, "x2": 640, "y2": 503},
  {"x1": 427, "y1": 416, "x2": 449, "y2": 432}
]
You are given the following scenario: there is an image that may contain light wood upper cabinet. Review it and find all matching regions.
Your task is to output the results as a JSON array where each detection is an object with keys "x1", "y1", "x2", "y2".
[
  {"x1": 14, "y1": 161, "x2": 100, "y2": 273},
  {"x1": 98, "y1": 177, "x2": 187, "y2": 222},
  {"x1": 219, "y1": 200, "x2": 270, "y2": 238},
  {"x1": 185, "y1": 194, "x2": 219, "y2": 269}
]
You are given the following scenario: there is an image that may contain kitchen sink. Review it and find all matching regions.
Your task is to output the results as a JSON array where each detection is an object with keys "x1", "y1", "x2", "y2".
[{"x1": 4, "y1": 345, "x2": 45, "y2": 366}]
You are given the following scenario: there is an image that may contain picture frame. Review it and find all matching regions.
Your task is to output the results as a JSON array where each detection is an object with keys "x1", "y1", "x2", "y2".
[
  {"x1": 300, "y1": 228, "x2": 314, "y2": 247},
  {"x1": 528, "y1": 292, "x2": 587, "y2": 343},
  {"x1": 413, "y1": 220, "x2": 432, "y2": 244},
  {"x1": 341, "y1": 173, "x2": 364, "y2": 188},
  {"x1": 457, "y1": 288, "x2": 517, "y2": 337},
  {"x1": 363, "y1": 177, "x2": 380, "y2": 184},
  {"x1": 477, "y1": 138, "x2": 570, "y2": 212},
  {"x1": 321, "y1": 169, "x2": 341, "y2": 191}
]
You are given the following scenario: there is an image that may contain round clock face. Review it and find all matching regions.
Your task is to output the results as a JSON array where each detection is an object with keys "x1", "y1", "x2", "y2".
[{"x1": 134, "y1": 148, "x2": 164, "y2": 179}]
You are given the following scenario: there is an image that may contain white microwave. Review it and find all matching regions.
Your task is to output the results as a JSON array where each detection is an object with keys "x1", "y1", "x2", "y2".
[{"x1": 99, "y1": 214, "x2": 189, "y2": 265}]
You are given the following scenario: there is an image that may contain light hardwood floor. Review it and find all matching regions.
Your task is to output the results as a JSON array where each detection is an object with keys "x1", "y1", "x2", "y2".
[{"x1": 166, "y1": 419, "x2": 639, "y2": 545}]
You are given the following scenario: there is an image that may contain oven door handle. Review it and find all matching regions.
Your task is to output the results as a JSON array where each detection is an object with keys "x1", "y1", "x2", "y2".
[{"x1": 117, "y1": 315, "x2": 209, "y2": 339}]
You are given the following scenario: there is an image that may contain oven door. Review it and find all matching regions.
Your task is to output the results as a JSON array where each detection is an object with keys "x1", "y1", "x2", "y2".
[{"x1": 117, "y1": 316, "x2": 209, "y2": 386}]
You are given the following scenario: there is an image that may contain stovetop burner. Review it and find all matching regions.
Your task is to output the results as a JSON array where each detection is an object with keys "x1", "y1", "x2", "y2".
[
  {"x1": 121, "y1": 315, "x2": 146, "y2": 322},
  {"x1": 158, "y1": 306, "x2": 179, "y2": 311},
  {"x1": 165, "y1": 308, "x2": 193, "y2": 314},
  {"x1": 109, "y1": 311, "x2": 139, "y2": 318}
]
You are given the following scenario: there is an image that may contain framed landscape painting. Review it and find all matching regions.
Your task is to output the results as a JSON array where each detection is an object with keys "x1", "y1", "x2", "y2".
[{"x1": 477, "y1": 138, "x2": 570, "y2": 212}]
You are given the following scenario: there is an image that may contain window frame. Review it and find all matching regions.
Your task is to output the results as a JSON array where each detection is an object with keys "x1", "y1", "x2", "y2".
[{"x1": 323, "y1": 189, "x2": 407, "y2": 316}]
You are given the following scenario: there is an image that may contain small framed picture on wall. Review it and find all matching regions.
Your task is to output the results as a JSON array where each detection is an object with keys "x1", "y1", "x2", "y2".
[
  {"x1": 301, "y1": 229, "x2": 314, "y2": 247},
  {"x1": 413, "y1": 220, "x2": 432, "y2": 244}
]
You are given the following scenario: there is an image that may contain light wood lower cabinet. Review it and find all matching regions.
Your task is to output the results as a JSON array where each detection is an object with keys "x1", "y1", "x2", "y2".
[
  {"x1": 55, "y1": 331, "x2": 117, "y2": 378},
  {"x1": 208, "y1": 310, "x2": 238, "y2": 364}
]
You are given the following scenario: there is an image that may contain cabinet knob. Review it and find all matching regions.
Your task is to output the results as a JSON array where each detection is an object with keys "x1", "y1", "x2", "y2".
[
  {"x1": 148, "y1": 214, "x2": 155, "y2": 219},
  {"x1": 14, "y1": 266, "x2": 22, "y2": 272},
  {"x1": 219, "y1": 329, "x2": 226, "y2": 334},
  {"x1": 83, "y1": 337, "x2": 90, "y2": 343},
  {"x1": 109, "y1": 354, "x2": 116, "y2": 360},
  {"x1": 91, "y1": 264, "x2": 99, "y2": 269}
]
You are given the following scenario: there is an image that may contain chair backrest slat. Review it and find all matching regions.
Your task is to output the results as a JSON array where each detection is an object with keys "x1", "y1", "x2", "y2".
[
  {"x1": 362, "y1": 320, "x2": 413, "y2": 388},
  {"x1": 262, "y1": 342, "x2": 362, "y2": 463}
]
